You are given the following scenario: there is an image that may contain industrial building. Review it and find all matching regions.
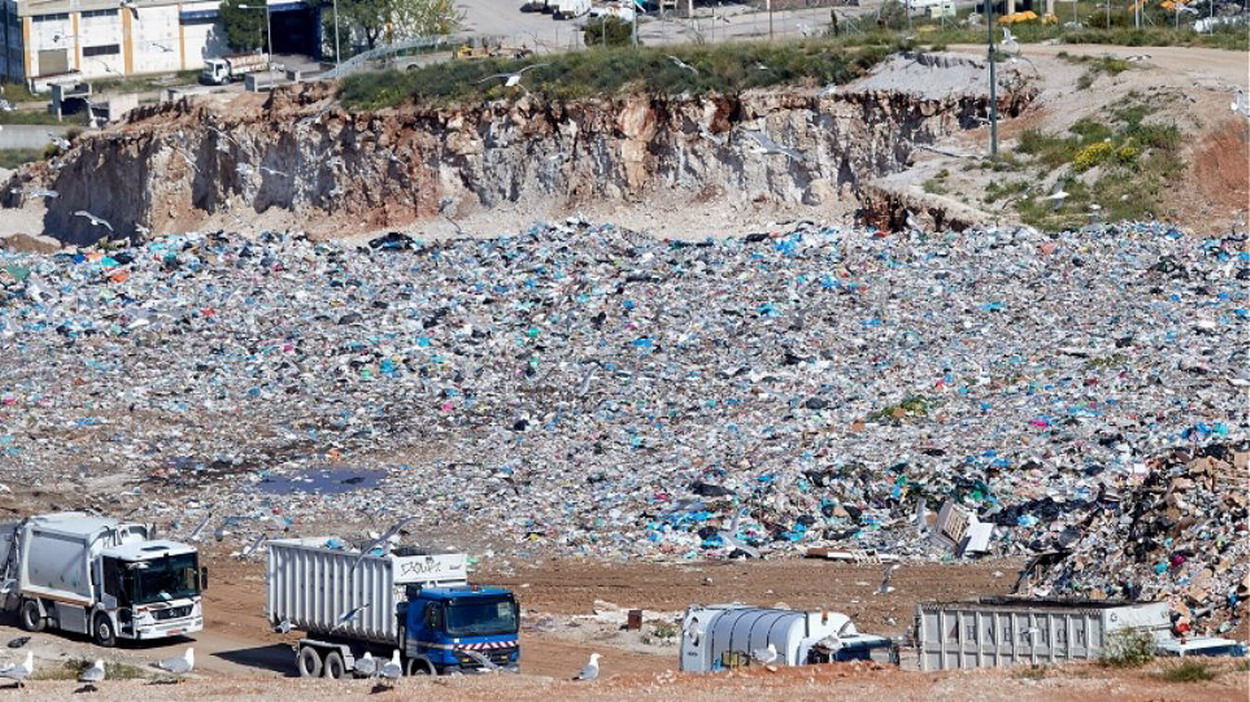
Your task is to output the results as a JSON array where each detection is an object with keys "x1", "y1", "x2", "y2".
[{"x1": 0, "y1": 0, "x2": 322, "y2": 85}]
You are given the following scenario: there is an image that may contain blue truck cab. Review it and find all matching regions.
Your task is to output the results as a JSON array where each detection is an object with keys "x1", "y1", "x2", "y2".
[{"x1": 402, "y1": 585, "x2": 521, "y2": 673}]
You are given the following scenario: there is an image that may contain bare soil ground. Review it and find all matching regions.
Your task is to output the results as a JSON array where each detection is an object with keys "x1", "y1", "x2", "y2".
[{"x1": 0, "y1": 549, "x2": 1245, "y2": 700}]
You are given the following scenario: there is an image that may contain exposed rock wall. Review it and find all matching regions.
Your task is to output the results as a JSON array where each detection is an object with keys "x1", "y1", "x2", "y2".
[{"x1": 5, "y1": 81, "x2": 1028, "y2": 243}]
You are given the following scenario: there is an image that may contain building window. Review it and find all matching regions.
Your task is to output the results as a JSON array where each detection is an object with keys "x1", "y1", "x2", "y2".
[
  {"x1": 83, "y1": 44, "x2": 120, "y2": 57},
  {"x1": 33, "y1": 12, "x2": 70, "y2": 22},
  {"x1": 82, "y1": 9, "x2": 119, "y2": 18}
]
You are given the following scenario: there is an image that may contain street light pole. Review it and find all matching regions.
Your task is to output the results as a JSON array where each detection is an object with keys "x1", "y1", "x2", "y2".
[
  {"x1": 333, "y1": 0, "x2": 341, "y2": 65},
  {"x1": 987, "y1": 0, "x2": 998, "y2": 157}
]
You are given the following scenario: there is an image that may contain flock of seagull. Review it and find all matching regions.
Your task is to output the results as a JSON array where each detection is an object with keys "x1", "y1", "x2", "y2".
[{"x1": 0, "y1": 646, "x2": 194, "y2": 691}]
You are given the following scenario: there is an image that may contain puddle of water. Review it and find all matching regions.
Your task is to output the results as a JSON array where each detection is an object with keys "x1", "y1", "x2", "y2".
[{"x1": 255, "y1": 466, "x2": 387, "y2": 495}]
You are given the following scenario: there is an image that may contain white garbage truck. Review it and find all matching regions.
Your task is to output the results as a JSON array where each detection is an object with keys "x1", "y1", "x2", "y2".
[
  {"x1": 680, "y1": 604, "x2": 897, "y2": 672},
  {"x1": 0, "y1": 512, "x2": 206, "y2": 646}
]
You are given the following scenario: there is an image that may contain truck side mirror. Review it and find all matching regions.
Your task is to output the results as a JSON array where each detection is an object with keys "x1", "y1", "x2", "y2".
[{"x1": 200, "y1": 566, "x2": 209, "y2": 590}]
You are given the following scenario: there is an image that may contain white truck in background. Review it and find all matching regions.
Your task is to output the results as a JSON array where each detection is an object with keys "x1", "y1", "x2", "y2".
[
  {"x1": 0, "y1": 513, "x2": 206, "y2": 646},
  {"x1": 551, "y1": 0, "x2": 591, "y2": 19},
  {"x1": 201, "y1": 53, "x2": 270, "y2": 85},
  {"x1": 680, "y1": 604, "x2": 896, "y2": 672}
]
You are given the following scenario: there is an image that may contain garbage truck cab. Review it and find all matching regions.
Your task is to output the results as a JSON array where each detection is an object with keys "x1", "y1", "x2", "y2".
[
  {"x1": 0, "y1": 513, "x2": 205, "y2": 646},
  {"x1": 403, "y1": 585, "x2": 520, "y2": 673}
]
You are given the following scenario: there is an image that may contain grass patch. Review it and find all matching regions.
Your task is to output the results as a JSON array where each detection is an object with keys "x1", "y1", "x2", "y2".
[
  {"x1": 1012, "y1": 664, "x2": 1048, "y2": 680},
  {"x1": 33, "y1": 658, "x2": 155, "y2": 682},
  {"x1": 871, "y1": 394, "x2": 933, "y2": 422},
  {"x1": 1157, "y1": 659, "x2": 1216, "y2": 683},
  {"x1": 1, "y1": 82, "x2": 37, "y2": 103},
  {"x1": 1100, "y1": 627, "x2": 1155, "y2": 668},
  {"x1": 0, "y1": 148, "x2": 43, "y2": 169},
  {"x1": 340, "y1": 39, "x2": 904, "y2": 109},
  {"x1": 0, "y1": 110, "x2": 87, "y2": 126},
  {"x1": 1006, "y1": 92, "x2": 1183, "y2": 228},
  {"x1": 91, "y1": 69, "x2": 201, "y2": 96}
]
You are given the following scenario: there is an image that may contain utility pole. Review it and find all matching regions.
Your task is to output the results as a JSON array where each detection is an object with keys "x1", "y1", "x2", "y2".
[
  {"x1": 987, "y1": 0, "x2": 998, "y2": 157},
  {"x1": 333, "y1": 0, "x2": 341, "y2": 66}
]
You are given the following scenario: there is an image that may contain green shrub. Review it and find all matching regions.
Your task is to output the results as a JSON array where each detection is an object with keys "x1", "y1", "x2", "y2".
[
  {"x1": 584, "y1": 17, "x2": 635, "y2": 48},
  {"x1": 341, "y1": 40, "x2": 890, "y2": 109},
  {"x1": 1158, "y1": 659, "x2": 1215, "y2": 683},
  {"x1": 1101, "y1": 627, "x2": 1155, "y2": 668}
]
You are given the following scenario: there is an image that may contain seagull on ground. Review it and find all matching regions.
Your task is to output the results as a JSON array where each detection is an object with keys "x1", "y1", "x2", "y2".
[
  {"x1": 354, "y1": 651, "x2": 376, "y2": 677},
  {"x1": 0, "y1": 651, "x2": 33, "y2": 688},
  {"x1": 74, "y1": 210, "x2": 114, "y2": 232},
  {"x1": 572, "y1": 652, "x2": 600, "y2": 681},
  {"x1": 1232, "y1": 89, "x2": 1249, "y2": 117},
  {"x1": 667, "y1": 56, "x2": 698, "y2": 74},
  {"x1": 153, "y1": 648, "x2": 194, "y2": 681},
  {"x1": 743, "y1": 130, "x2": 804, "y2": 161},
  {"x1": 77, "y1": 658, "x2": 105, "y2": 691},
  {"x1": 272, "y1": 618, "x2": 293, "y2": 635},
  {"x1": 377, "y1": 650, "x2": 402, "y2": 683},
  {"x1": 478, "y1": 63, "x2": 549, "y2": 88},
  {"x1": 48, "y1": 134, "x2": 71, "y2": 150},
  {"x1": 751, "y1": 643, "x2": 779, "y2": 665},
  {"x1": 350, "y1": 517, "x2": 417, "y2": 573}
]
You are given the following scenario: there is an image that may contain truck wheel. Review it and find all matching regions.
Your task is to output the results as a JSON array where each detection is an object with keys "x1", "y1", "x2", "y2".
[
  {"x1": 323, "y1": 651, "x2": 346, "y2": 679},
  {"x1": 297, "y1": 646, "x2": 323, "y2": 677},
  {"x1": 405, "y1": 657, "x2": 434, "y2": 676},
  {"x1": 18, "y1": 599, "x2": 44, "y2": 633},
  {"x1": 92, "y1": 613, "x2": 116, "y2": 647}
]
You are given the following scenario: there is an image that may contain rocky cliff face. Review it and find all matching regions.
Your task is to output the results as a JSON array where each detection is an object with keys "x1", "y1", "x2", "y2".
[{"x1": 5, "y1": 80, "x2": 1029, "y2": 243}]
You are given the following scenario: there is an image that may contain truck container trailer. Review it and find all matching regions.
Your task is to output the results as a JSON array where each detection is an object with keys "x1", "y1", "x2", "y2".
[
  {"x1": 0, "y1": 512, "x2": 205, "y2": 646},
  {"x1": 915, "y1": 598, "x2": 1172, "y2": 670},
  {"x1": 267, "y1": 537, "x2": 520, "y2": 678}
]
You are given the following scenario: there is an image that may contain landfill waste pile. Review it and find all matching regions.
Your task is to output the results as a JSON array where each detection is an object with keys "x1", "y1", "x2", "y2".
[
  {"x1": 0, "y1": 220, "x2": 1244, "y2": 611},
  {"x1": 1031, "y1": 442, "x2": 1248, "y2": 636}
]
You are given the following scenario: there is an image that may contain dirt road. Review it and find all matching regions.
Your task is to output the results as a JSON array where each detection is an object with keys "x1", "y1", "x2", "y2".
[{"x1": 0, "y1": 552, "x2": 1244, "y2": 701}]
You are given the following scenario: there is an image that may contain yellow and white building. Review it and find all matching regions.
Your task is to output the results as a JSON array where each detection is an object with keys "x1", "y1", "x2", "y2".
[{"x1": 0, "y1": 0, "x2": 321, "y2": 83}]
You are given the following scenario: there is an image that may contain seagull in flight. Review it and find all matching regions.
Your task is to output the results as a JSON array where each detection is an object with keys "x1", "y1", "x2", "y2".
[
  {"x1": 350, "y1": 516, "x2": 418, "y2": 572},
  {"x1": 74, "y1": 210, "x2": 114, "y2": 232},
  {"x1": 259, "y1": 165, "x2": 288, "y2": 177},
  {"x1": 1041, "y1": 180, "x2": 1070, "y2": 210},
  {"x1": 743, "y1": 130, "x2": 803, "y2": 161},
  {"x1": 876, "y1": 562, "x2": 901, "y2": 595},
  {"x1": 667, "y1": 56, "x2": 698, "y2": 74},
  {"x1": 479, "y1": 63, "x2": 549, "y2": 88},
  {"x1": 1000, "y1": 27, "x2": 1019, "y2": 55},
  {"x1": 718, "y1": 506, "x2": 760, "y2": 558},
  {"x1": 697, "y1": 124, "x2": 723, "y2": 146},
  {"x1": 185, "y1": 512, "x2": 212, "y2": 542},
  {"x1": 330, "y1": 602, "x2": 371, "y2": 632}
]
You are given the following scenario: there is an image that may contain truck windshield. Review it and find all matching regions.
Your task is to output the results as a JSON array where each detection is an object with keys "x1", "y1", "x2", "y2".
[
  {"x1": 445, "y1": 598, "x2": 518, "y2": 637},
  {"x1": 132, "y1": 553, "x2": 200, "y2": 604}
]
